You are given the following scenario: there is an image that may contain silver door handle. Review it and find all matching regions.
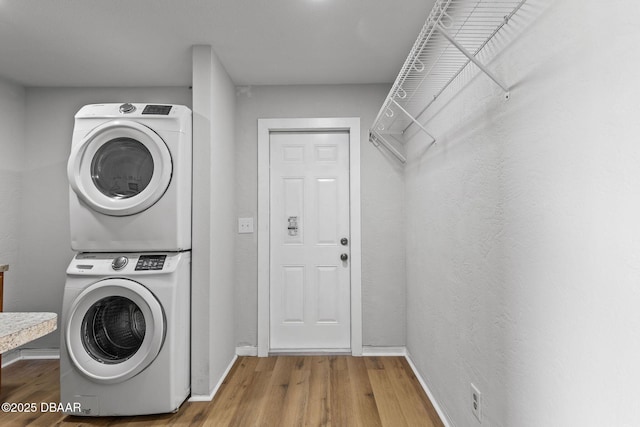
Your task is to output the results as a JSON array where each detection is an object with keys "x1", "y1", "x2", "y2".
[{"x1": 340, "y1": 253, "x2": 348, "y2": 261}]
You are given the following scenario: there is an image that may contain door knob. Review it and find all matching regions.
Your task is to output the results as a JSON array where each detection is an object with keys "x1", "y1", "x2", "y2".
[
  {"x1": 340, "y1": 237, "x2": 349, "y2": 246},
  {"x1": 340, "y1": 253, "x2": 349, "y2": 261}
]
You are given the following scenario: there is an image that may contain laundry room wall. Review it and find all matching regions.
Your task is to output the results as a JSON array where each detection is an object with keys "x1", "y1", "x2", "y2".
[
  {"x1": 0, "y1": 78, "x2": 26, "y2": 305},
  {"x1": 234, "y1": 84, "x2": 406, "y2": 351},
  {"x1": 190, "y1": 46, "x2": 237, "y2": 398},
  {"x1": 404, "y1": 0, "x2": 640, "y2": 425},
  {"x1": 11, "y1": 87, "x2": 191, "y2": 350}
]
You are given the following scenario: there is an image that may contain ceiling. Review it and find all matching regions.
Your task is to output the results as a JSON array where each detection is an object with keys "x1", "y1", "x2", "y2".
[{"x1": 0, "y1": 0, "x2": 433, "y2": 87}]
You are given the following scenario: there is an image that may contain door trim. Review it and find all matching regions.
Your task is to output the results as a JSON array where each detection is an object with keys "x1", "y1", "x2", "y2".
[{"x1": 257, "y1": 117, "x2": 361, "y2": 357}]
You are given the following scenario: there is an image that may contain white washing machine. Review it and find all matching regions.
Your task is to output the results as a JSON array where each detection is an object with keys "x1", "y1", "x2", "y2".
[
  {"x1": 68, "y1": 103, "x2": 192, "y2": 252},
  {"x1": 60, "y1": 251, "x2": 190, "y2": 416}
]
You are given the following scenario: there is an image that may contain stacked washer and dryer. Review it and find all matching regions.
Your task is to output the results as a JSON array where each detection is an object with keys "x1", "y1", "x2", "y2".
[{"x1": 60, "y1": 103, "x2": 192, "y2": 416}]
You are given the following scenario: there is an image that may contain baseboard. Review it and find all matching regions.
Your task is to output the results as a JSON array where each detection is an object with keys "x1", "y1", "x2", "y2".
[
  {"x1": 405, "y1": 351, "x2": 452, "y2": 427},
  {"x1": 362, "y1": 346, "x2": 407, "y2": 356},
  {"x1": 268, "y1": 348, "x2": 351, "y2": 356},
  {"x1": 188, "y1": 354, "x2": 238, "y2": 402},
  {"x1": 239, "y1": 345, "x2": 408, "y2": 357},
  {"x1": 235, "y1": 346, "x2": 258, "y2": 356},
  {"x1": 1, "y1": 348, "x2": 60, "y2": 368}
]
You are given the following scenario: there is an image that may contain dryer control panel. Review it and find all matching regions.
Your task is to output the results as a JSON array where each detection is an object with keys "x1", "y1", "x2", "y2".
[{"x1": 135, "y1": 255, "x2": 167, "y2": 271}]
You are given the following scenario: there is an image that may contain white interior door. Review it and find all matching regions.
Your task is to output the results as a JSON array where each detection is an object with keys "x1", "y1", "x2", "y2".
[{"x1": 269, "y1": 130, "x2": 351, "y2": 350}]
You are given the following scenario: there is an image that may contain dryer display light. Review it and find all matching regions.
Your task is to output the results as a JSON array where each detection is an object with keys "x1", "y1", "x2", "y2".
[{"x1": 142, "y1": 105, "x2": 172, "y2": 115}]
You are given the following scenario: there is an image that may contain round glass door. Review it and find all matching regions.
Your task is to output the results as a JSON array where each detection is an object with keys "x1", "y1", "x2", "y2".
[
  {"x1": 81, "y1": 295, "x2": 147, "y2": 364},
  {"x1": 68, "y1": 120, "x2": 172, "y2": 216},
  {"x1": 91, "y1": 138, "x2": 154, "y2": 200},
  {"x1": 66, "y1": 279, "x2": 165, "y2": 384}
]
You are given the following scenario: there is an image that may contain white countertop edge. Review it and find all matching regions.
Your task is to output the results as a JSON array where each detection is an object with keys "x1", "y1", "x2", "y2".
[{"x1": 0, "y1": 312, "x2": 58, "y2": 354}]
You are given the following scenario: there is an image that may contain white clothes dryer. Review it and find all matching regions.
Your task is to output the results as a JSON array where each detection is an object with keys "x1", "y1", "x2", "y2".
[
  {"x1": 68, "y1": 103, "x2": 191, "y2": 252},
  {"x1": 60, "y1": 251, "x2": 190, "y2": 416}
]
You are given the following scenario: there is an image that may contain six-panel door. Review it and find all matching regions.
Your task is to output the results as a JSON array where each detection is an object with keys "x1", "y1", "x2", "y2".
[{"x1": 269, "y1": 131, "x2": 351, "y2": 350}]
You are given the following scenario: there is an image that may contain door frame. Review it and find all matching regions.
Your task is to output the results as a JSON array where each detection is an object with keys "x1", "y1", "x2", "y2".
[{"x1": 257, "y1": 117, "x2": 362, "y2": 357}]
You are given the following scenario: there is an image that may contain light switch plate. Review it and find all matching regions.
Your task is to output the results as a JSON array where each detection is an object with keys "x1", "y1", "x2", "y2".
[{"x1": 238, "y1": 217, "x2": 254, "y2": 234}]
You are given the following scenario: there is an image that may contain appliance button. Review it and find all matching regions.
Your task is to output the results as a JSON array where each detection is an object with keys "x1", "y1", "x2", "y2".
[
  {"x1": 112, "y1": 256, "x2": 129, "y2": 270},
  {"x1": 119, "y1": 103, "x2": 136, "y2": 114}
]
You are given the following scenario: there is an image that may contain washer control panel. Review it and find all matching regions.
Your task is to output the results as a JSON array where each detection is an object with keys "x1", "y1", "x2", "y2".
[
  {"x1": 135, "y1": 255, "x2": 167, "y2": 271},
  {"x1": 70, "y1": 252, "x2": 182, "y2": 275}
]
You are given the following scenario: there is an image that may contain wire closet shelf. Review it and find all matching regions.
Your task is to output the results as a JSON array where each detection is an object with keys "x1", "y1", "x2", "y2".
[{"x1": 370, "y1": 0, "x2": 527, "y2": 163}]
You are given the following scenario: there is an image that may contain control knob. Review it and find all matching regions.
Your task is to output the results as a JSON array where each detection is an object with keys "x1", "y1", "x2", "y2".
[
  {"x1": 119, "y1": 103, "x2": 136, "y2": 114},
  {"x1": 112, "y1": 256, "x2": 128, "y2": 270}
]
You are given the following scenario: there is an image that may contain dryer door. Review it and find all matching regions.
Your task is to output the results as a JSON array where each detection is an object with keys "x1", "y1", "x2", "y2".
[
  {"x1": 65, "y1": 278, "x2": 165, "y2": 384},
  {"x1": 68, "y1": 120, "x2": 172, "y2": 216}
]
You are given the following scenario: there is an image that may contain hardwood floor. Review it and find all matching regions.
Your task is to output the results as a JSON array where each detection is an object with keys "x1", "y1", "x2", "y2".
[{"x1": 0, "y1": 356, "x2": 444, "y2": 426}]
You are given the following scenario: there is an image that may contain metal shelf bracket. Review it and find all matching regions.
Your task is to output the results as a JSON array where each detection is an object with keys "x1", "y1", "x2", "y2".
[
  {"x1": 437, "y1": 24, "x2": 510, "y2": 95},
  {"x1": 369, "y1": 131, "x2": 407, "y2": 164},
  {"x1": 390, "y1": 99, "x2": 437, "y2": 143}
]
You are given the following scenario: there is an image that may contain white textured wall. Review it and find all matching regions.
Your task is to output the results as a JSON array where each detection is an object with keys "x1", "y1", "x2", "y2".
[
  {"x1": 234, "y1": 84, "x2": 405, "y2": 349},
  {"x1": 12, "y1": 87, "x2": 191, "y2": 349},
  {"x1": 206, "y1": 51, "x2": 236, "y2": 393},
  {"x1": 191, "y1": 46, "x2": 236, "y2": 396},
  {"x1": 0, "y1": 78, "x2": 26, "y2": 304},
  {"x1": 405, "y1": 0, "x2": 640, "y2": 425}
]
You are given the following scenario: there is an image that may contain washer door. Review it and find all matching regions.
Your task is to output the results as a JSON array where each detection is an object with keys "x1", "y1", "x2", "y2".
[
  {"x1": 68, "y1": 120, "x2": 172, "y2": 216},
  {"x1": 65, "y1": 278, "x2": 165, "y2": 384}
]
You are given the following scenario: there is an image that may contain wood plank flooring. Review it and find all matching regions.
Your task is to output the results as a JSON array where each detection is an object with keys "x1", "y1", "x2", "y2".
[{"x1": 0, "y1": 356, "x2": 444, "y2": 426}]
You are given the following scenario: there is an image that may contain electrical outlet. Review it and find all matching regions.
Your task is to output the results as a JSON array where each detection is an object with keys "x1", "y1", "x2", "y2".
[
  {"x1": 238, "y1": 217, "x2": 254, "y2": 234},
  {"x1": 471, "y1": 383, "x2": 482, "y2": 422}
]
